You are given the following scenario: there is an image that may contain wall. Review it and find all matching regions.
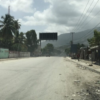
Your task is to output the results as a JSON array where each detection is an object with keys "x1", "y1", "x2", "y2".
[
  {"x1": 0, "y1": 48, "x2": 9, "y2": 59},
  {"x1": 9, "y1": 51, "x2": 19, "y2": 58},
  {"x1": 9, "y1": 51, "x2": 30, "y2": 58},
  {"x1": 19, "y1": 52, "x2": 30, "y2": 57},
  {"x1": 0, "y1": 48, "x2": 30, "y2": 59}
]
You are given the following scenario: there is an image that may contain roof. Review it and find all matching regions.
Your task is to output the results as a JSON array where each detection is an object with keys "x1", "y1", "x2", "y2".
[
  {"x1": 80, "y1": 47, "x2": 87, "y2": 50},
  {"x1": 90, "y1": 45, "x2": 98, "y2": 50}
]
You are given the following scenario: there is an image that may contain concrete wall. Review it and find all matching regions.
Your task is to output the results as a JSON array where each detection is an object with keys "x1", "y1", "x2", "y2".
[
  {"x1": 9, "y1": 51, "x2": 19, "y2": 58},
  {"x1": 0, "y1": 48, "x2": 9, "y2": 59},
  {"x1": 0, "y1": 48, "x2": 30, "y2": 59},
  {"x1": 9, "y1": 51, "x2": 30, "y2": 58},
  {"x1": 19, "y1": 52, "x2": 30, "y2": 57}
]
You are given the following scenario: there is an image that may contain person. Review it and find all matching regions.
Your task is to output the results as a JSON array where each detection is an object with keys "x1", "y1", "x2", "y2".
[
  {"x1": 98, "y1": 49, "x2": 100, "y2": 65},
  {"x1": 77, "y1": 53, "x2": 80, "y2": 61}
]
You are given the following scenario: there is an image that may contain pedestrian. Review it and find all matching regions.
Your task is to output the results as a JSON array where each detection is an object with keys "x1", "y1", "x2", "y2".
[
  {"x1": 77, "y1": 53, "x2": 80, "y2": 61},
  {"x1": 98, "y1": 49, "x2": 100, "y2": 65}
]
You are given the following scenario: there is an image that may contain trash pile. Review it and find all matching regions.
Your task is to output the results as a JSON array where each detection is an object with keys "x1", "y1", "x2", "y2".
[
  {"x1": 76, "y1": 64, "x2": 86, "y2": 70},
  {"x1": 72, "y1": 80, "x2": 100, "y2": 100}
]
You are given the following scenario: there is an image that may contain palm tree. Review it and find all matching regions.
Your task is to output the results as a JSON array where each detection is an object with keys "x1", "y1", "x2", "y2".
[
  {"x1": 0, "y1": 14, "x2": 16, "y2": 39},
  {"x1": 14, "y1": 20, "x2": 21, "y2": 30}
]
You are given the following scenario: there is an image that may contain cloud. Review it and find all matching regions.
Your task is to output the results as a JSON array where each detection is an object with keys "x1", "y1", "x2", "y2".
[
  {"x1": 0, "y1": 0, "x2": 35, "y2": 13},
  {"x1": 19, "y1": 0, "x2": 100, "y2": 34}
]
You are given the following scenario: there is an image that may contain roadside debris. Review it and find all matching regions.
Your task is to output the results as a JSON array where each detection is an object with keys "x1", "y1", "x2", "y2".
[{"x1": 95, "y1": 80, "x2": 100, "y2": 84}]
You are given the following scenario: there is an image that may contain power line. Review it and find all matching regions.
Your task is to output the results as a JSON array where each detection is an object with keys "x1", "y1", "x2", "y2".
[
  {"x1": 73, "y1": 23, "x2": 100, "y2": 45},
  {"x1": 76, "y1": 0, "x2": 95, "y2": 31},
  {"x1": 76, "y1": 22, "x2": 100, "y2": 41},
  {"x1": 76, "y1": 0, "x2": 90, "y2": 29},
  {"x1": 78, "y1": 0, "x2": 99, "y2": 31}
]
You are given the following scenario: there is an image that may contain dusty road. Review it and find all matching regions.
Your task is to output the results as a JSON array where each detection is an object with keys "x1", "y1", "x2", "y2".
[{"x1": 0, "y1": 57, "x2": 100, "y2": 100}]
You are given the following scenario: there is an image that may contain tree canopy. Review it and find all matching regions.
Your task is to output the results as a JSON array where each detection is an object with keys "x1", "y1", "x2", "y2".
[
  {"x1": 0, "y1": 14, "x2": 38, "y2": 54},
  {"x1": 88, "y1": 30, "x2": 100, "y2": 46},
  {"x1": 42, "y1": 43, "x2": 54, "y2": 55}
]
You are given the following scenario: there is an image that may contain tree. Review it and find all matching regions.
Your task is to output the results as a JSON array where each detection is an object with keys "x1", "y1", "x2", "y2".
[
  {"x1": 77, "y1": 43, "x2": 85, "y2": 49},
  {"x1": 0, "y1": 14, "x2": 21, "y2": 50},
  {"x1": 65, "y1": 48, "x2": 70, "y2": 54},
  {"x1": 26, "y1": 30, "x2": 38, "y2": 55},
  {"x1": 42, "y1": 43, "x2": 54, "y2": 55},
  {"x1": 0, "y1": 14, "x2": 16, "y2": 39},
  {"x1": 46, "y1": 43, "x2": 54, "y2": 52},
  {"x1": 14, "y1": 20, "x2": 21, "y2": 31},
  {"x1": 88, "y1": 30, "x2": 100, "y2": 46}
]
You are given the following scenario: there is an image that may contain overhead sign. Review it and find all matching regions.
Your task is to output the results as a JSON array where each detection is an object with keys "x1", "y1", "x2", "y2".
[{"x1": 39, "y1": 33, "x2": 58, "y2": 40}]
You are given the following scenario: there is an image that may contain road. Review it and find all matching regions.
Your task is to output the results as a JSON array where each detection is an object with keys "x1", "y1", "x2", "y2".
[{"x1": 0, "y1": 57, "x2": 100, "y2": 100}]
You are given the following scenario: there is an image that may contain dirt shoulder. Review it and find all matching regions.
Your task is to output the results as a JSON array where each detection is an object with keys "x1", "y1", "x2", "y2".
[{"x1": 64, "y1": 58, "x2": 100, "y2": 100}]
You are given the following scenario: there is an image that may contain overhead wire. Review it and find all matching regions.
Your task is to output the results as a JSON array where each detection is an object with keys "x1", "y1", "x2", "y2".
[
  {"x1": 76, "y1": 0, "x2": 90, "y2": 29},
  {"x1": 74, "y1": 3, "x2": 100, "y2": 41},
  {"x1": 76, "y1": 0, "x2": 95, "y2": 31},
  {"x1": 73, "y1": 23, "x2": 100, "y2": 44},
  {"x1": 78, "y1": 0, "x2": 99, "y2": 31}
]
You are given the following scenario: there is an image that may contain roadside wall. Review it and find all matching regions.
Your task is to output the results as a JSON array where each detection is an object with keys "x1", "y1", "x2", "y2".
[
  {"x1": 9, "y1": 51, "x2": 30, "y2": 58},
  {"x1": 0, "y1": 48, "x2": 9, "y2": 59},
  {"x1": 9, "y1": 51, "x2": 19, "y2": 58},
  {"x1": 0, "y1": 48, "x2": 30, "y2": 59},
  {"x1": 19, "y1": 52, "x2": 30, "y2": 57}
]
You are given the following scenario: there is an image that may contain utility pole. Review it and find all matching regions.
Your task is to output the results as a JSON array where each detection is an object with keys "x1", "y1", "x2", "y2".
[
  {"x1": 71, "y1": 32, "x2": 74, "y2": 44},
  {"x1": 8, "y1": 6, "x2": 10, "y2": 15}
]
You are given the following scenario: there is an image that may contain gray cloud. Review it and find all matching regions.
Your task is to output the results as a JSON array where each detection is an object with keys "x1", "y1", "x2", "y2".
[{"x1": 18, "y1": 0, "x2": 100, "y2": 34}]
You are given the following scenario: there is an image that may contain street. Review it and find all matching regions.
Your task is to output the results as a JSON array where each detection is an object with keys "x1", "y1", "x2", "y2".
[{"x1": 0, "y1": 57, "x2": 100, "y2": 100}]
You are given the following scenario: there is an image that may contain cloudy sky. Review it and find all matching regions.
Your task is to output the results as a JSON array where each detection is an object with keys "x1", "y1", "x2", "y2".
[{"x1": 0, "y1": 0, "x2": 100, "y2": 38}]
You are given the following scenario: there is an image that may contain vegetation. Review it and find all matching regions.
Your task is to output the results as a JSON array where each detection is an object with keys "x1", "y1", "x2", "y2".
[
  {"x1": 65, "y1": 48, "x2": 70, "y2": 54},
  {"x1": 42, "y1": 43, "x2": 54, "y2": 55},
  {"x1": 77, "y1": 43, "x2": 85, "y2": 49},
  {"x1": 0, "y1": 14, "x2": 38, "y2": 54},
  {"x1": 88, "y1": 30, "x2": 100, "y2": 46}
]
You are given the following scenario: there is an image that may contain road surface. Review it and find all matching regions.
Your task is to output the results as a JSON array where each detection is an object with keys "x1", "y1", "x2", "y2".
[{"x1": 0, "y1": 57, "x2": 100, "y2": 100}]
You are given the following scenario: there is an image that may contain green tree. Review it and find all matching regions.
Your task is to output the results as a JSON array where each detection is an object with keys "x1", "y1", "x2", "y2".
[
  {"x1": 77, "y1": 43, "x2": 85, "y2": 49},
  {"x1": 26, "y1": 30, "x2": 38, "y2": 55},
  {"x1": 42, "y1": 43, "x2": 54, "y2": 55},
  {"x1": 14, "y1": 20, "x2": 21, "y2": 31},
  {"x1": 88, "y1": 30, "x2": 100, "y2": 46},
  {"x1": 11, "y1": 32, "x2": 28, "y2": 52},
  {"x1": 0, "y1": 14, "x2": 21, "y2": 50},
  {"x1": 0, "y1": 14, "x2": 16, "y2": 39},
  {"x1": 65, "y1": 48, "x2": 70, "y2": 54}
]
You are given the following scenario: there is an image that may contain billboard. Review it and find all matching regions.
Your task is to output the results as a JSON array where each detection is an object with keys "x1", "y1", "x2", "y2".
[{"x1": 39, "y1": 33, "x2": 58, "y2": 40}]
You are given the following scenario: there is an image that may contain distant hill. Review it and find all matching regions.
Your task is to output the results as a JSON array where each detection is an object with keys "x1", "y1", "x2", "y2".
[{"x1": 41, "y1": 27, "x2": 100, "y2": 48}]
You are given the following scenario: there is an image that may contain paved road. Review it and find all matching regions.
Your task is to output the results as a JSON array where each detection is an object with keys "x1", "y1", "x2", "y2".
[{"x1": 0, "y1": 57, "x2": 99, "y2": 100}]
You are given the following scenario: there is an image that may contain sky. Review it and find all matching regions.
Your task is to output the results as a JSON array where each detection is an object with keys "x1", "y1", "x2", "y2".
[{"x1": 0, "y1": 0, "x2": 100, "y2": 38}]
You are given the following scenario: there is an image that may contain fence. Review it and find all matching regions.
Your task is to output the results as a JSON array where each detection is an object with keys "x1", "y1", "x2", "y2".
[
  {"x1": 0, "y1": 48, "x2": 30, "y2": 59},
  {"x1": 9, "y1": 51, "x2": 30, "y2": 58},
  {"x1": 9, "y1": 51, "x2": 19, "y2": 58}
]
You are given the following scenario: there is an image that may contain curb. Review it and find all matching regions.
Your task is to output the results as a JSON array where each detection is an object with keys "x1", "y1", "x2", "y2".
[
  {"x1": 66, "y1": 57, "x2": 100, "y2": 75},
  {"x1": 0, "y1": 57, "x2": 31, "y2": 62}
]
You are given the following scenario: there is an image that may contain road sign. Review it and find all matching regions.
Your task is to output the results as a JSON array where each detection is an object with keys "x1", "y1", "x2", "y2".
[{"x1": 39, "y1": 33, "x2": 58, "y2": 40}]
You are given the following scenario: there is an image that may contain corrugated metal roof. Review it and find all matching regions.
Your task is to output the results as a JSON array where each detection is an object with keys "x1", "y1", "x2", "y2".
[{"x1": 90, "y1": 45, "x2": 98, "y2": 50}]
